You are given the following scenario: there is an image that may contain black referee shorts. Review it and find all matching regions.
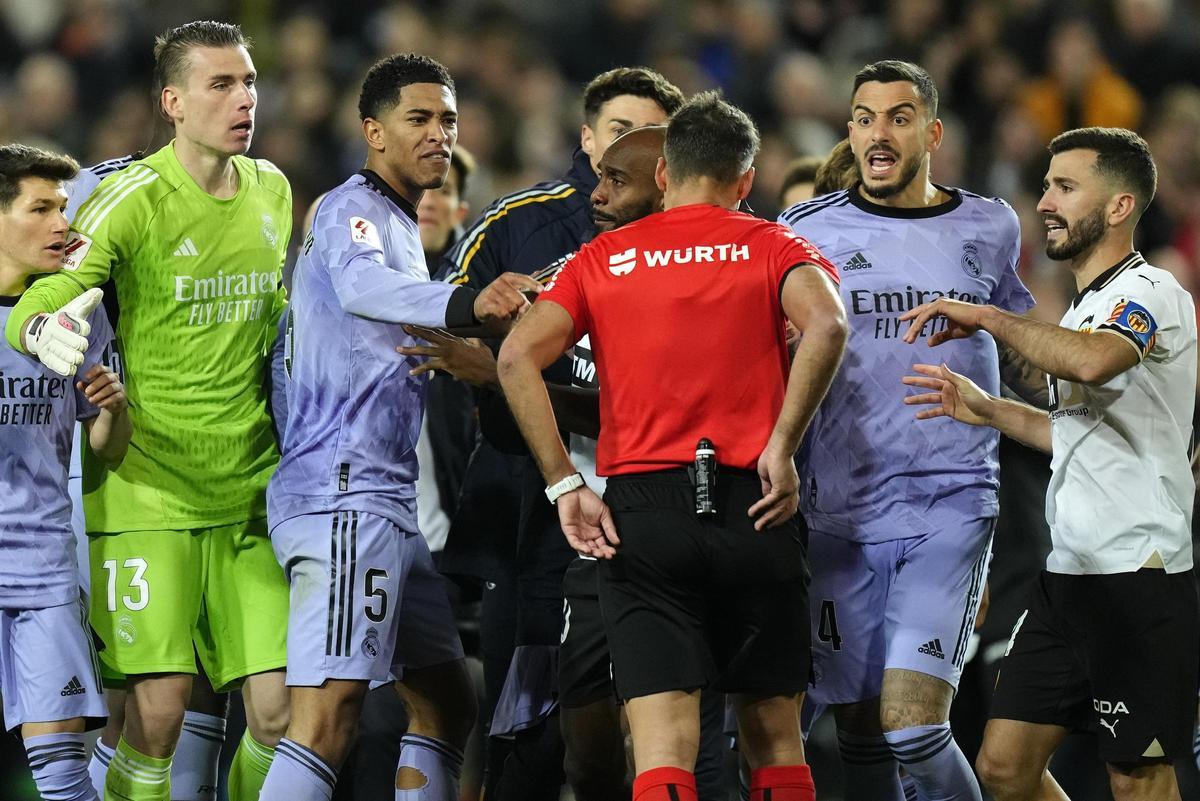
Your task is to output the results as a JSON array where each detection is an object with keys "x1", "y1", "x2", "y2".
[
  {"x1": 597, "y1": 468, "x2": 811, "y2": 701},
  {"x1": 989, "y1": 568, "x2": 1200, "y2": 764}
]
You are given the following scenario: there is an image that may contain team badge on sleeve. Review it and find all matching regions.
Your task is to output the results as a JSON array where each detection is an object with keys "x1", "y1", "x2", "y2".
[
  {"x1": 1100, "y1": 298, "x2": 1158, "y2": 356},
  {"x1": 60, "y1": 231, "x2": 92, "y2": 271},
  {"x1": 349, "y1": 216, "x2": 382, "y2": 249}
]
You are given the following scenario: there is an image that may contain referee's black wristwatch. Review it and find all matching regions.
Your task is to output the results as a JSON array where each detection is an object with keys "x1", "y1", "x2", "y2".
[{"x1": 545, "y1": 472, "x2": 585, "y2": 504}]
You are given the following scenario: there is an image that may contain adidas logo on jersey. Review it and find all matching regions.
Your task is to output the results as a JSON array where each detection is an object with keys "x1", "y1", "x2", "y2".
[
  {"x1": 173, "y1": 238, "x2": 200, "y2": 257},
  {"x1": 917, "y1": 639, "x2": 945, "y2": 659},
  {"x1": 60, "y1": 676, "x2": 86, "y2": 696},
  {"x1": 844, "y1": 252, "x2": 872, "y2": 271}
]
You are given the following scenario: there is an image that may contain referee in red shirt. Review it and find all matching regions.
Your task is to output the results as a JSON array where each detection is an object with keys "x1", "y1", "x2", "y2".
[{"x1": 497, "y1": 92, "x2": 847, "y2": 801}]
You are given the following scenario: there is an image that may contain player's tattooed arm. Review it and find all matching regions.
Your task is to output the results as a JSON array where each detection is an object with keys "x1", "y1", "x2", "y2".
[{"x1": 998, "y1": 342, "x2": 1050, "y2": 409}]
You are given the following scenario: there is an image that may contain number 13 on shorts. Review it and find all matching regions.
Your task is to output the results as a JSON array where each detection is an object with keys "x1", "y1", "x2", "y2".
[
  {"x1": 102, "y1": 558, "x2": 150, "y2": 611},
  {"x1": 87, "y1": 529, "x2": 207, "y2": 676}
]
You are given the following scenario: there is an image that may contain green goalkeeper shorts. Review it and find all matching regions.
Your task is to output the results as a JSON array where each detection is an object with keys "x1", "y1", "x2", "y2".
[{"x1": 88, "y1": 518, "x2": 288, "y2": 691}]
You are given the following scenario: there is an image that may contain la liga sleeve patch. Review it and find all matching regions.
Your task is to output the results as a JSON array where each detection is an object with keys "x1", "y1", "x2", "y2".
[
  {"x1": 349, "y1": 216, "x2": 382, "y2": 249},
  {"x1": 60, "y1": 231, "x2": 92, "y2": 271},
  {"x1": 1099, "y1": 298, "x2": 1158, "y2": 356}
]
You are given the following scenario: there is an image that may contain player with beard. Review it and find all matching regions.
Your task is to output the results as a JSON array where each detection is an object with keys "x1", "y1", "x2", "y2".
[
  {"x1": 439, "y1": 67, "x2": 682, "y2": 801},
  {"x1": 902, "y1": 127, "x2": 1198, "y2": 801},
  {"x1": 400, "y1": 126, "x2": 730, "y2": 800},
  {"x1": 779, "y1": 60, "x2": 1035, "y2": 801},
  {"x1": 500, "y1": 91, "x2": 846, "y2": 801}
]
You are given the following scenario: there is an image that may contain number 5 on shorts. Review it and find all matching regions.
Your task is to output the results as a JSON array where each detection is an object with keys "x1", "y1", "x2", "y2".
[
  {"x1": 365, "y1": 568, "x2": 389, "y2": 623},
  {"x1": 103, "y1": 558, "x2": 150, "y2": 612}
]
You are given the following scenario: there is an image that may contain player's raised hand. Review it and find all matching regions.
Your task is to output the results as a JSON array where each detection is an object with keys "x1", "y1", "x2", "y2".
[
  {"x1": 78, "y1": 364, "x2": 127, "y2": 414},
  {"x1": 23, "y1": 287, "x2": 103, "y2": 376},
  {"x1": 473, "y1": 272, "x2": 543, "y2": 323},
  {"x1": 902, "y1": 363, "x2": 993, "y2": 426},
  {"x1": 748, "y1": 443, "x2": 800, "y2": 531},
  {"x1": 398, "y1": 325, "x2": 498, "y2": 386},
  {"x1": 900, "y1": 297, "x2": 988, "y2": 346},
  {"x1": 556, "y1": 486, "x2": 620, "y2": 559}
]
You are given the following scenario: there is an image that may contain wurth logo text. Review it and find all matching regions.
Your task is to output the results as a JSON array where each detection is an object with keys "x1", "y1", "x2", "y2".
[{"x1": 607, "y1": 244, "x2": 751, "y2": 276}]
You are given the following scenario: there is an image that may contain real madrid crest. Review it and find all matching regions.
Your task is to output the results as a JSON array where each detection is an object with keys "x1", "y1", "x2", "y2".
[
  {"x1": 961, "y1": 242, "x2": 982, "y2": 278},
  {"x1": 262, "y1": 213, "x2": 278, "y2": 248}
]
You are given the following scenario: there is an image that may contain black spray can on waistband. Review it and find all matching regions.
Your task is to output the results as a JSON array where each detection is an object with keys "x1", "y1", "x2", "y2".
[{"x1": 695, "y1": 438, "x2": 717, "y2": 517}]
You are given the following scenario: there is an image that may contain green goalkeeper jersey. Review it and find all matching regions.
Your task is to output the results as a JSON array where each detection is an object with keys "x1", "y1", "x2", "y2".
[{"x1": 5, "y1": 142, "x2": 292, "y2": 531}]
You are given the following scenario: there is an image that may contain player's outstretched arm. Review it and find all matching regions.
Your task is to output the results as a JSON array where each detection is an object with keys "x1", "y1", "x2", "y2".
[
  {"x1": 399, "y1": 324, "x2": 498, "y2": 386},
  {"x1": 902, "y1": 363, "x2": 1052, "y2": 453},
  {"x1": 749, "y1": 263, "x2": 848, "y2": 531},
  {"x1": 497, "y1": 300, "x2": 618, "y2": 558},
  {"x1": 80, "y1": 363, "x2": 131, "y2": 466},
  {"x1": 998, "y1": 341, "x2": 1051, "y2": 408},
  {"x1": 902, "y1": 299, "x2": 1140, "y2": 385}
]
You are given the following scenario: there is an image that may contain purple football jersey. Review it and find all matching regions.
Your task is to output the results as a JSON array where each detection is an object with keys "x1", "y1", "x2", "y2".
[
  {"x1": 780, "y1": 188, "x2": 1033, "y2": 542},
  {"x1": 268, "y1": 171, "x2": 473, "y2": 532},
  {"x1": 0, "y1": 299, "x2": 115, "y2": 607}
]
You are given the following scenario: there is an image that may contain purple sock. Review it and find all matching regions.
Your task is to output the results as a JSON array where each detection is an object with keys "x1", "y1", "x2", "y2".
[
  {"x1": 883, "y1": 723, "x2": 981, "y2": 801},
  {"x1": 258, "y1": 738, "x2": 336, "y2": 801},
  {"x1": 25, "y1": 732, "x2": 97, "y2": 801},
  {"x1": 87, "y1": 740, "x2": 115, "y2": 797},
  {"x1": 395, "y1": 733, "x2": 463, "y2": 800}
]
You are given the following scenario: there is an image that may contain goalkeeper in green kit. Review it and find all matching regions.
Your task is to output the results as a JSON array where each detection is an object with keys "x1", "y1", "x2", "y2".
[{"x1": 5, "y1": 21, "x2": 291, "y2": 801}]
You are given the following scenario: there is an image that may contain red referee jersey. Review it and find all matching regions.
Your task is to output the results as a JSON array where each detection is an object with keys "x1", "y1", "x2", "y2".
[{"x1": 538, "y1": 203, "x2": 838, "y2": 475}]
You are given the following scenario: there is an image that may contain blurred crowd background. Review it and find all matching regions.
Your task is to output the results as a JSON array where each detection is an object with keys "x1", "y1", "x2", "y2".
[
  {"x1": 2, "y1": 0, "x2": 1199, "y2": 320},
  {"x1": 2, "y1": 0, "x2": 1200, "y2": 799}
]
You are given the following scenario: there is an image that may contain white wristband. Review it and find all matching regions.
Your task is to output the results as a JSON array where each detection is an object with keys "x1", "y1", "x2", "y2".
[{"x1": 545, "y1": 472, "x2": 585, "y2": 504}]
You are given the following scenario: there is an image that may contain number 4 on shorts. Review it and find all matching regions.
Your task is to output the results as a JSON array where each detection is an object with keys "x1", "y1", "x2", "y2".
[{"x1": 817, "y1": 599, "x2": 842, "y2": 651}]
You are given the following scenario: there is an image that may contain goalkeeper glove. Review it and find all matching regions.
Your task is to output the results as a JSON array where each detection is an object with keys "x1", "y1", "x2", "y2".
[{"x1": 23, "y1": 287, "x2": 104, "y2": 376}]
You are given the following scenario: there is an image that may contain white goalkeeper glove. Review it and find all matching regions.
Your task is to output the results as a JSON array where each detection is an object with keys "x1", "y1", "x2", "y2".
[{"x1": 23, "y1": 288, "x2": 104, "y2": 376}]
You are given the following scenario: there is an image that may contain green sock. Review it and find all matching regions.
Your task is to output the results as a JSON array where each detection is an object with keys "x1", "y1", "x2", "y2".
[
  {"x1": 105, "y1": 737, "x2": 172, "y2": 801},
  {"x1": 226, "y1": 731, "x2": 276, "y2": 801}
]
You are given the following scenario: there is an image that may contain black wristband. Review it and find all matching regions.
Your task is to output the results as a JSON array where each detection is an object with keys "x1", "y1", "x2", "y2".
[
  {"x1": 445, "y1": 285, "x2": 480, "y2": 328},
  {"x1": 25, "y1": 314, "x2": 47, "y2": 341}
]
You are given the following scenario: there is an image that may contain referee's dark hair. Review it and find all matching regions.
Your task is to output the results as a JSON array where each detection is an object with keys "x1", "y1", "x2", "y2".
[
  {"x1": 853, "y1": 60, "x2": 938, "y2": 120},
  {"x1": 359, "y1": 53, "x2": 455, "y2": 121},
  {"x1": 664, "y1": 91, "x2": 760, "y2": 185},
  {"x1": 1048, "y1": 127, "x2": 1158, "y2": 218},
  {"x1": 0, "y1": 144, "x2": 78, "y2": 211},
  {"x1": 583, "y1": 67, "x2": 685, "y2": 122}
]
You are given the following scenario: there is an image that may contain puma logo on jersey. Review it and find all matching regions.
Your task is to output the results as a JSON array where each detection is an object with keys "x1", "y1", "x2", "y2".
[
  {"x1": 1099, "y1": 718, "x2": 1119, "y2": 738},
  {"x1": 1138, "y1": 274, "x2": 1160, "y2": 288}
]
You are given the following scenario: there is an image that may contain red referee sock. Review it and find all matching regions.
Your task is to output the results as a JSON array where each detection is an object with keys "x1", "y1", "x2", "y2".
[
  {"x1": 750, "y1": 764, "x2": 816, "y2": 801},
  {"x1": 633, "y1": 766, "x2": 697, "y2": 801}
]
